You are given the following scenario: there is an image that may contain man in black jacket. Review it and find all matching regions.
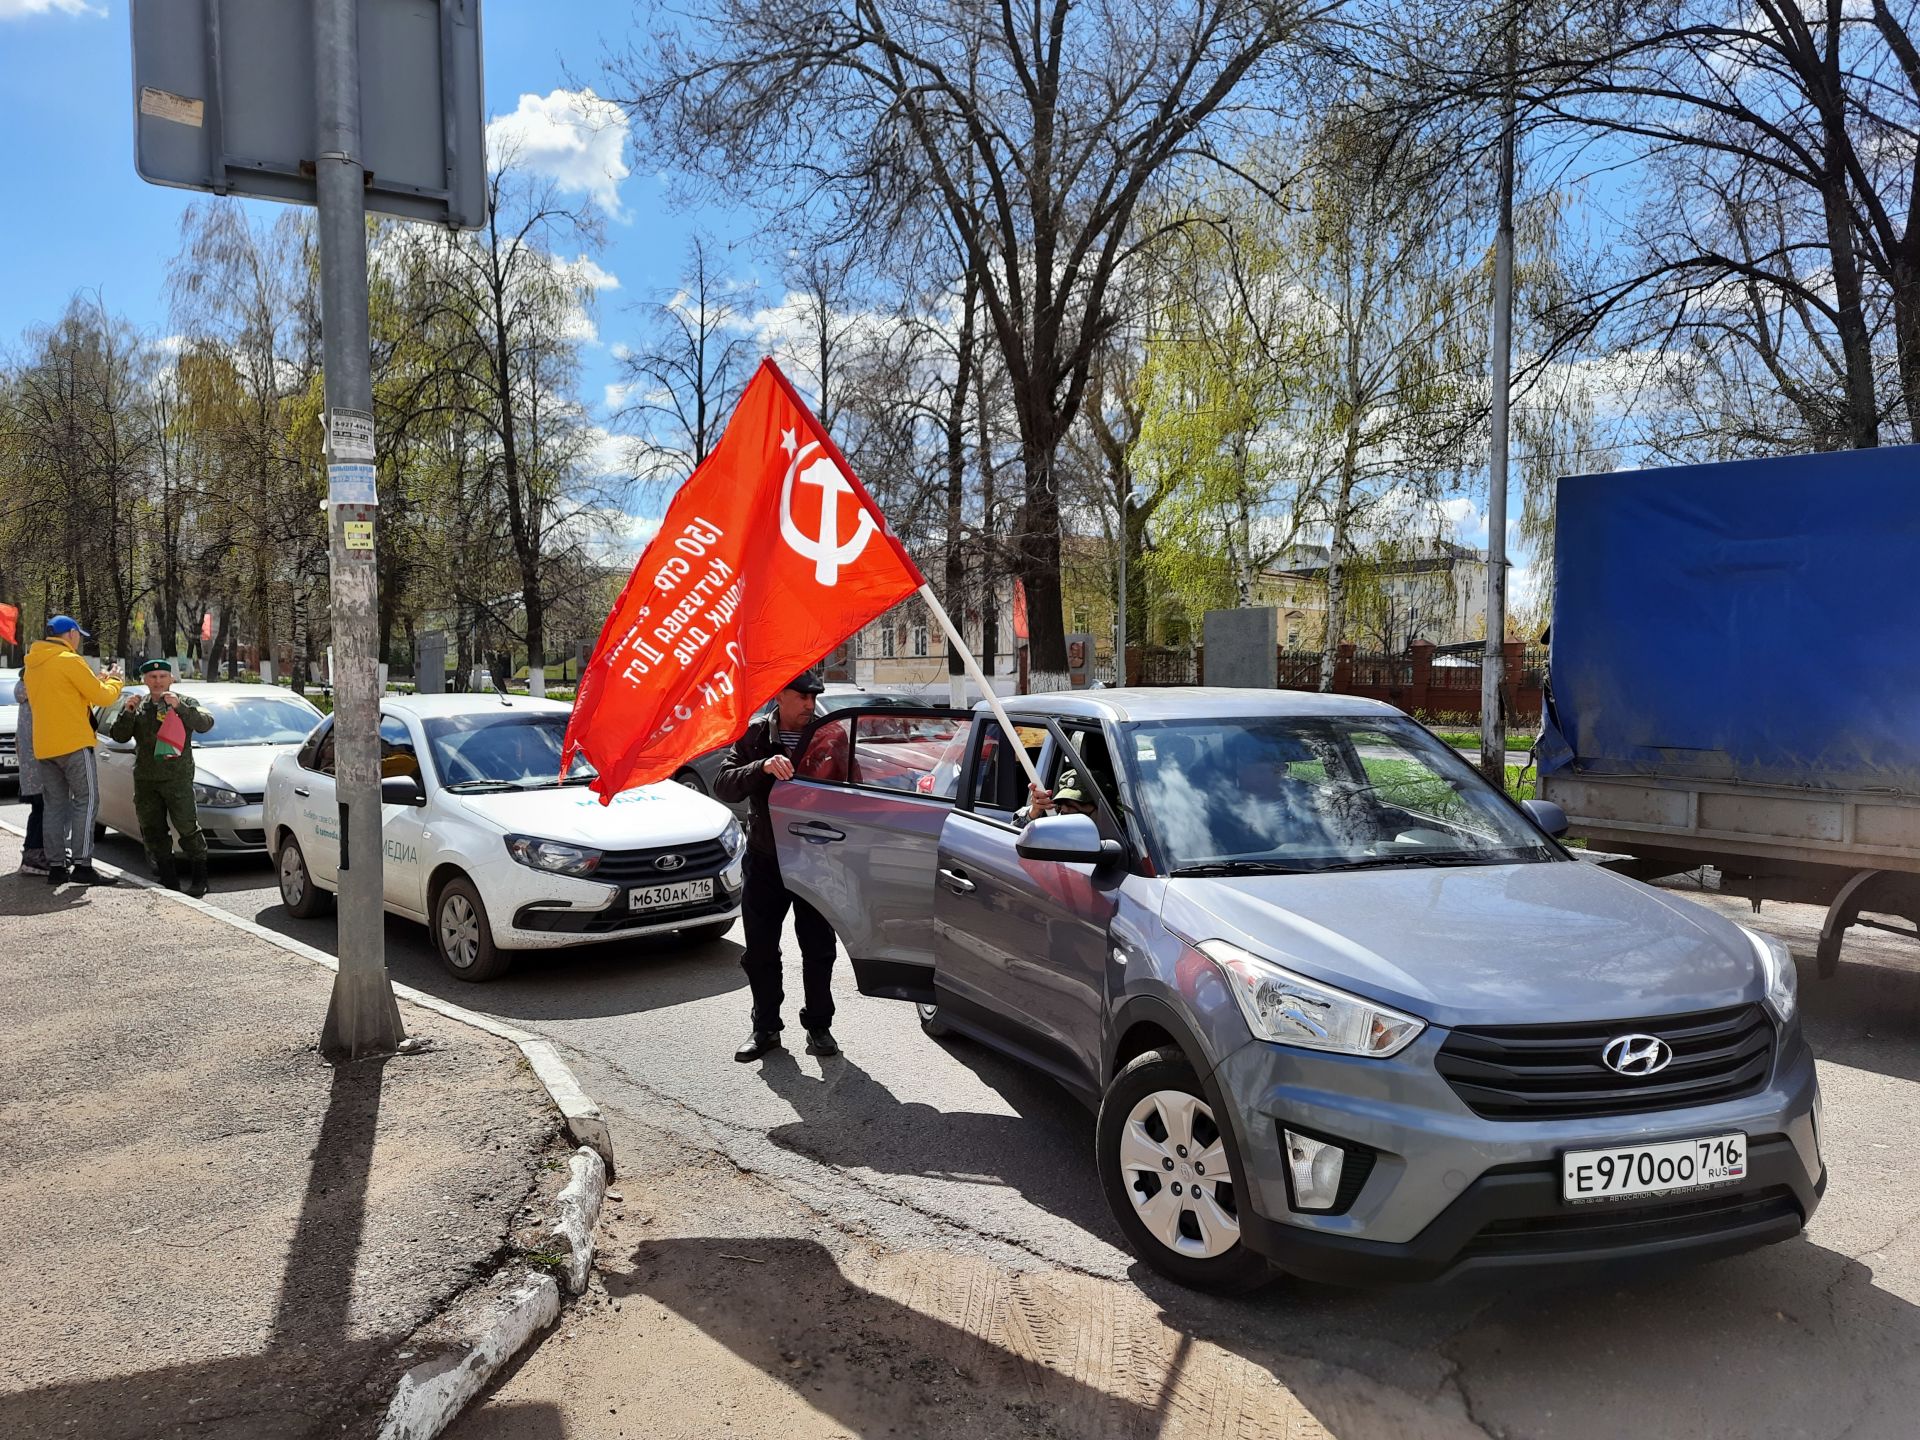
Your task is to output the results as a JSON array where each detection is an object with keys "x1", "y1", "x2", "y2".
[{"x1": 714, "y1": 670, "x2": 841, "y2": 1062}]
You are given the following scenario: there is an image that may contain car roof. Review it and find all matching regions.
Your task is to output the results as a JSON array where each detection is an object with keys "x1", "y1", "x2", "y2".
[
  {"x1": 972, "y1": 686, "x2": 1406, "y2": 724},
  {"x1": 382, "y1": 692, "x2": 573, "y2": 719}
]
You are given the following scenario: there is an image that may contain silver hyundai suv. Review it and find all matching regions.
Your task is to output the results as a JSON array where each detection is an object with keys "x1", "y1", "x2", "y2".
[{"x1": 768, "y1": 688, "x2": 1823, "y2": 1292}]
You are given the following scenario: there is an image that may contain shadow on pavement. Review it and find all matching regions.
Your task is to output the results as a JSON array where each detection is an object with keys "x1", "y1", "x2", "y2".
[
  {"x1": 607, "y1": 1235, "x2": 1167, "y2": 1437},
  {"x1": 1122, "y1": 1231, "x2": 1920, "y2": 1440},
  {"x1": 0, "y1": 1057, "x2": 410, "y2": 1440},
  {"x1": 758, "y1": 1046, "x2": 1121, "y2": 1246}
]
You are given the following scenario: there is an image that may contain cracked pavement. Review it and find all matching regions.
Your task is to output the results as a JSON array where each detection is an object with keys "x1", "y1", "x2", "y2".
[{"x1": 22, "y1": 803, "x2": 1920, "y2": 1439}]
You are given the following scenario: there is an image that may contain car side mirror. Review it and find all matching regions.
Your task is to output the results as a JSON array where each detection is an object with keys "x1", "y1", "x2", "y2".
[
  {"x1": 1017, "y1": 813, "x2": 1120, "y2": 867},
  {"x1": 380, "y1": 775, "x2": 426, "y2": 807},
  {"x1": 1522, "y1": 798, "x2": 1569, "y2": 839}
]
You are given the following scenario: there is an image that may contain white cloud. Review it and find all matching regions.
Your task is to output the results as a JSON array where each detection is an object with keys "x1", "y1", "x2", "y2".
[
  {"x1": 0, "y1": 0, "x2": 104, "y2": 19},
  {"x1": 581, "y1": 425, "x2": 638, "y2": 481},
  {"x1": 486, "y1": 89, "x2": 631, "y2": 217}
]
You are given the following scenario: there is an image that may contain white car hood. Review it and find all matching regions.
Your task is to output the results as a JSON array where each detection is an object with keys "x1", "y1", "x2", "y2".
[
  {"x1": 0, "y1": 703, "x2": 15, "y2": 734},
  {"x1": 455, "y1": 781, "x2": 732, "y2": 847},
  {"x1": 191, "y1": 744, "x2": 287, "y2": 795}
]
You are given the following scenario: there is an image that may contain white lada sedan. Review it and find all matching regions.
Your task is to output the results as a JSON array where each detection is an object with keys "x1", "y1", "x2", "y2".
[{"x1": 264, "y1": 694, "x2": 745, "y2": 980}]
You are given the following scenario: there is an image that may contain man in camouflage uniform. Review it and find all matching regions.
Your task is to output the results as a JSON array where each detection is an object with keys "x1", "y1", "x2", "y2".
[{"x1": 109, "y1": 660, "x2": 216, "y2": 895}]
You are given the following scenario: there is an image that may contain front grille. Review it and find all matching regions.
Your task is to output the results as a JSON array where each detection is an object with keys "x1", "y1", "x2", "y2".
[
  {"x1": 594, "y1": 838, "x2": 731, "y2": 884},
  {"x1": 207, "y1": 829, "x2": 267, "y2": 850},
  {"x1": 1436, "y1": 1004, "x2": 1774, "y2": 1120},
  {"x1": 514, "y1": 892, "x2": 737, "y2": 933},
  {"x1": 1463, "y1": 1185, "x2": 1801, "y2": 1260}
]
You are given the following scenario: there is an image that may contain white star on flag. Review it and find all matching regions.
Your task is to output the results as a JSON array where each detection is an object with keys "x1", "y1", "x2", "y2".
[{"x1": 780, "y1": 428, "x2": 798, "y2": 457}]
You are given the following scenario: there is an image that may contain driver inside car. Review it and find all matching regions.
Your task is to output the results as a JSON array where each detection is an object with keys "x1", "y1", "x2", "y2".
[{"x1": 1019, "y1": 767, "x2": 1100, "y2": 825}]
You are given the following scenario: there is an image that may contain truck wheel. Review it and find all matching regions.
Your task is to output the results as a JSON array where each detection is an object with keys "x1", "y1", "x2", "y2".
[
  {"x1": 277, "y1": 836, "x2": 333, "y2": 919},
  {"x1": 673, "y1": 767, "x2": 710, "y2": 796},
  {"x1": 434, "y1": 876, "x2": 511, "y2": 981},
  {"x1": 1096, "y1": 1047, "x2": 1273, "y2": 1295}
]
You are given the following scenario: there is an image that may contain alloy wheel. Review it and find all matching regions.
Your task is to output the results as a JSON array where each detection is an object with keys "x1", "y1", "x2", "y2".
[{"x1": 1117, "y1": 1088, "x2": 1240, "y2": 1259}]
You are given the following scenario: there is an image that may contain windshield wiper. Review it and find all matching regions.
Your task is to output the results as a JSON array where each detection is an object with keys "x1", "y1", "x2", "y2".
[
  {"x1": 1169, "y1": 860, "x2": 1311, "y2": 877},
  {"x1": 1309, "y1": 852, "x2": 1509, "y2": 874},
  {"x1": 444, "y1": 780, "x2": 520, "y2": 794}
]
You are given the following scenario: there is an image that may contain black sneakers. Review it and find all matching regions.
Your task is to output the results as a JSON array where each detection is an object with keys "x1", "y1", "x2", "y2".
[
  {"x1": 70, "y1": 864, "x2": 118, "y2": 887},
  {"x1": 734, "y1": 1030, "x2": 781, "y2": 1063},
  {"x1": 46, "y1": 865, "x2": 70, "y2": 887},
  {"x1": 805, "y1": 1028, "x2": 841, "y2": 1057}
]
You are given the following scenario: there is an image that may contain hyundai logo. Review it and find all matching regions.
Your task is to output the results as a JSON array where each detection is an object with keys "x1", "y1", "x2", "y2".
[
  {"x1": 1602, "y1": 1033, "x2": 1673, "y2": 1076},
  {"x1": 653, "y1": 853, "x2": 687, "y2": 872}
]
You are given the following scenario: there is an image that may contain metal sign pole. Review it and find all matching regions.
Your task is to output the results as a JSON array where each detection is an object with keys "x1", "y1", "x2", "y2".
[
  {"x1": 314, "y1": 0, "x2": 404, "y2": 1059},
  {"x1": 1480, "y1": 41, "x2": 1517, "y2": 793}
]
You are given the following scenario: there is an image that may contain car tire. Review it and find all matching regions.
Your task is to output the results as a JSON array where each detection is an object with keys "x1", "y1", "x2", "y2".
[
  {"x1": 672, "y1": 767, "x2": 710, "y2": 796},
  {"x1": 917, "y1": 1001, "x2": 954, "y2": 1038},
  {"x1": 1096, "y1": 1046, "x2": 1273, "y2": 1295},
  {"x1": 668, "y1": 919, "x2": 733, "y2": 946},
  {"x1": 277, "y1": 835, "x2": 333, "y2": 919},
  {"x1": 434, "y1": 875, "x2": 511, "y2": 982}
]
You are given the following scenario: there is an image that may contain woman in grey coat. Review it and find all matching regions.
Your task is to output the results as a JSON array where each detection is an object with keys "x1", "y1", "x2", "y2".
[{"x1": 14, "y1": 675, "x2": 46, "y2": 875}]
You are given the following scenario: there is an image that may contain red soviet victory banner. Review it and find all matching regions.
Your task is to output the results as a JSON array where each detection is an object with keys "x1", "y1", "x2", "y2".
[
  {"x1": 564, "y1": 358, "x2": 926, "y2": 802},
  {"x1": 0, "y1": 602, "x2": 17, "y2": 645}
]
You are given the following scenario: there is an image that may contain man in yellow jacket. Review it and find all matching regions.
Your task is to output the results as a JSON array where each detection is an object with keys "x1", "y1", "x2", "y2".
[{"x1": 23, "y1": 615, "x2": 124, "y2": 886}]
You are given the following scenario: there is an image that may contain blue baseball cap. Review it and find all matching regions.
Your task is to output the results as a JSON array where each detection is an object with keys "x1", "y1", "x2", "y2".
[{"x1": 47, "y1": 615, "x2": 90, "y2": 638}]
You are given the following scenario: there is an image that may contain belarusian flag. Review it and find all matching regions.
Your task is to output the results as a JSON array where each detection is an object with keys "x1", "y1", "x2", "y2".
[{"x1": 155, "y1": 705, "x2": 188, "y2": 760}]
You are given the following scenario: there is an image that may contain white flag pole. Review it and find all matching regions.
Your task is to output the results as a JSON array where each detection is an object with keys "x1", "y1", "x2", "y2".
[{"x1": 916, "y1": 582, "x2": 1044, "y2": 792}]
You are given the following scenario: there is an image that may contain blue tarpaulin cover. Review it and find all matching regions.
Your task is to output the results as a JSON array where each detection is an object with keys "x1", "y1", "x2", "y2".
[{"x1": 1540, "y1": 446, "x2": 1920, "y2": 795}]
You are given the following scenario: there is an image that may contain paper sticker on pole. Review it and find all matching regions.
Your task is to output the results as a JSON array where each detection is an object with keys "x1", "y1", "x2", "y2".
[
  {"x1": 563, "y1": 359, "x2": 926, "y2": 802},
  {"x1": 327, "y1": 462, "x2": 379, "y2": 507},
  {"x1": 327, "y1": 406, "x2": 375, "y2": 462}
]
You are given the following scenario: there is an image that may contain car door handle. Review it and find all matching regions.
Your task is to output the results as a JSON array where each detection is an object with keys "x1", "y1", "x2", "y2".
[
  {"x1": 939, "y1": 866, "x2": 976, "y2": 895},
  {"x1": 293, "y1": 787, "x2": 310, "y2": 798},
  {"x1": 788, "y1": 821, "x2": 846, "y2": 844}
]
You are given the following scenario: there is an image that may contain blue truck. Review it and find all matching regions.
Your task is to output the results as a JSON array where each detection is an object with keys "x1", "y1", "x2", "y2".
[{"x1": 1538, "y1": 446, "x2": 1920, "y2": 974}]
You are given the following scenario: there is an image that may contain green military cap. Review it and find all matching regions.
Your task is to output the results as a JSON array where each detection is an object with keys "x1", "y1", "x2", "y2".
[
  {"x1": 140, "y1": 659, "x2": 174, "y2": 675},
  {"x1": 1053, "y1": 768, "x2": 1092, "y2": 806}
]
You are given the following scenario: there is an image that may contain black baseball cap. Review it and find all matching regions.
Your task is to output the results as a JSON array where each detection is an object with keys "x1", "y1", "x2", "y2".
[{"x1": 783, "y1": 670, "x2": 826, "y2": 696}]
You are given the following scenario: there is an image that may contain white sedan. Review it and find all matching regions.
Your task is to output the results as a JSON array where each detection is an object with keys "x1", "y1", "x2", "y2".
[
  {"x1": 264, "y1": 693, "x2": 745, "y2": 980},
  {"x1": 96, "y1": 682, "x2": 327, "y2": 853}
]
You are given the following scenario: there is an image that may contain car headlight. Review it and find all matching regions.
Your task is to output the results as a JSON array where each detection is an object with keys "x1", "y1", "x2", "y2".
[
  {"x1": 504, "y1": 834, "x2": 602, "y2": 877},
  {"x1": 192, "y1": 783, "x2": 246, "y2": 808},
  {"x1": 1741, "y1": 926, "x2": 1798, "y2": 1024},
  {"x1": 720, "y1": 817, "x2": 745, "y2": 857},
  {"x1": 1199, "y1": 939, "x2": 1426, "y2": 1058}
]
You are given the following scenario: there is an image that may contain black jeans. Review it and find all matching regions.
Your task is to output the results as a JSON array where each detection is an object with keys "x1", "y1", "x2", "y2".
[{"x1": 740, "y1": 847, "x2": 837, "y2": 1033}]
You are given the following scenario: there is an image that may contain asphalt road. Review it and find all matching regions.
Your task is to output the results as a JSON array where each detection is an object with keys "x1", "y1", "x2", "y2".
[{"x1": 12, "y1": 788, "x2": 1920, "y2": 1439}]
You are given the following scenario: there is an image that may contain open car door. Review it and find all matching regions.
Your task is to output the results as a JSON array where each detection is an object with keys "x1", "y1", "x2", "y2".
[{"x1": 766, "y1": 706, "x2": 973, "y2": 1003}]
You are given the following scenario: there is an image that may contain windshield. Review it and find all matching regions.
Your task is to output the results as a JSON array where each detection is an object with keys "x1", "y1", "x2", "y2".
[
  {"x1": 1124, "y1": 715, "x2": 1557, "y2": 875},
  {"x1": 815, "y1": 692, "x2": 919, "y2": 714},
  {"x1": 195, "y1": 695, "x2": 324, "y2": 747},
  {"x1": 423, "y1": 711, "x2": 596, "y2": 789}
]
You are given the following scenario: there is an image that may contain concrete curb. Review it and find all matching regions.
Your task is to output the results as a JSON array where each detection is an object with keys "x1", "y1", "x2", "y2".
[
  {"x1": 375, "y1": 1270, "x2": 563, "y2": 1440},
  {"x1": 0, "y1": 818, "x2": 613, "y2": 1174},
  {"x1": 375, "y1": 1143, "x2": 607, "y2": 1440}
]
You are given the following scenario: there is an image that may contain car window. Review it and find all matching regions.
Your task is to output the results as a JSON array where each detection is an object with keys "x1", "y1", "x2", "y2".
[
  {"x1": 1124, "y1": 715, "x2": 1556, "y2": 874},
  {"x1": 307, "y1": 723, "x2": 337, "y2": 777},
  {"x1": 796, "y1": 711, "x2": 973, "y2": 798},
  {"x1": 379, "y1": 714, "x2": 422, "y2": 782},
  {"x1": 422, "y1": 711, "x2": 594, "y2": 789},
  {"x1": 966, "y1": 719, "x2": 1048, "y2": 817}
]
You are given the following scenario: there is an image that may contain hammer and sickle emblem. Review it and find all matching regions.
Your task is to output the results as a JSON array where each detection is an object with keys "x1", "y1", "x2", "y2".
[{"x1": 779, "y1": 436, "x2": 875, "y2": 586}]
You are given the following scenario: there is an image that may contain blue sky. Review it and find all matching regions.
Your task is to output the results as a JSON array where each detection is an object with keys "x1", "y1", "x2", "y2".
[
  {"x1": 0, "y1": 0, "x2": 737, "y2": 482},
  {"x1": 0, "y1": 0, "x2": 1536, "y2": 608}
]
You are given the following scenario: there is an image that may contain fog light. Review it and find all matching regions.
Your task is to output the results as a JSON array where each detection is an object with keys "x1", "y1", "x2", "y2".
[{"x1": 1284, "y1": 1129, "x2": 1346, "y2": 1211}]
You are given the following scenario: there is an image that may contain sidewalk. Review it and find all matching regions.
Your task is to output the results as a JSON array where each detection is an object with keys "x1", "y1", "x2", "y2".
[{"x1": 0, "y1": 829, "x2": 567, "y2": 1439}]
